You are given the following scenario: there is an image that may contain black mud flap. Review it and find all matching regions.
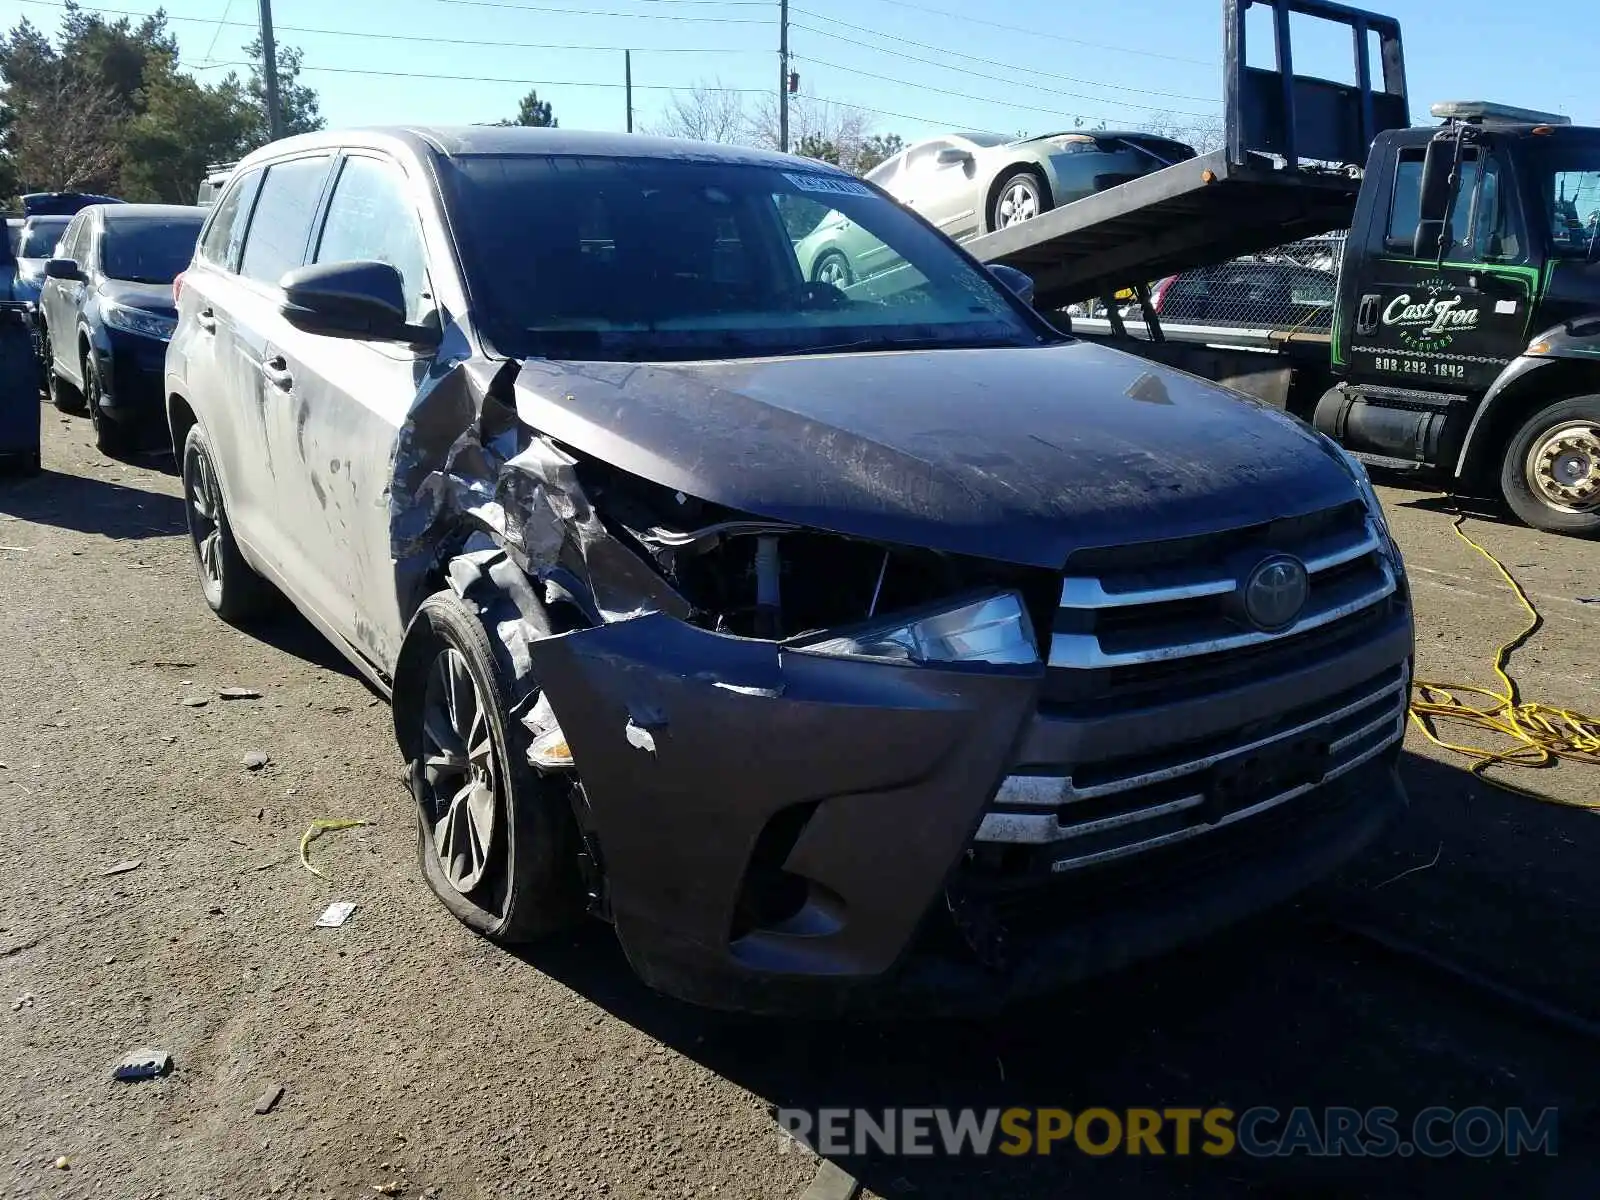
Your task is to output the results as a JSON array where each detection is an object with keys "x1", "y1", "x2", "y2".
[{"x1": 527, "y1": 613, "x2": 1042, "y2": 1011}]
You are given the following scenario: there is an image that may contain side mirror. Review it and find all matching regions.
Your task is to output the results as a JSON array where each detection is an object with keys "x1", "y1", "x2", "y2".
[
  {"x1": 1412, "y1": 137, "x2": 1457, "y2": 257},
  {"x1": 44, "y1": 258, "x2": 85, "y2": 281},
  {"x1": 278, "y1": 260, "x2": 436, "y2": 345},
  {"x1": 990, "y1": 263, "x2": 1035, "y2": 306},
  {"x1": 935, "y1": 147, "x2": 974, "y2": 168}
]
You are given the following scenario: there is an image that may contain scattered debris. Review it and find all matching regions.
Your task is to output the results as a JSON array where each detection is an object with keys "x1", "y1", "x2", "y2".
[
  {"x1": 220, "y1": 686, "x2": 262, "y2": 700},
  {"x1": 113, "y1": 1047, "x2": 173, "y2": 1082},
  {"x1": 208, "y1": 906, "x2": 224, "y2": 916},
  {"x1": 54, "y1": 1156, "x2": 69, "y2": 1170},
  {"x1": 99, "y1": 859, "x2": 143, "y2": 877},
  {"x1": 252, "y1": 1083, "x2": 286, "y2": 1115},
  {"x1": 161, "y1": 735, "x2": 177, "y2": 744},
  {"x1": 1579, "y1": 596, "x2": 1599, "y2": 604},
  {"x1": 315, "y1": 901, "x2": 358, "y2": 928},
  {"x1": 242, "y1": 751, "x2": 271, "y2": 771},
  {"x1": 374, "y1": 1184, "x2": 405, "y2": 1197},
  {"x1": 181, "y1": 696, "x2": 209, "y2": 708},
  {"x1": 152, "y1": 661, "x2": 198, "y2": 669},
  {"x1": 0, "y1": 545, "x2": 31, "y2": 552},
  {"x1": 299, "y1": 817, "x2": 373, "y2": 878},
  {"x1": 256, "y1": 807, "x2": 265, "y2": 821},
  {"x1": 11, "y1": 993, "x2": 34, "y2": 1011},
  {"x1": 1, "y1": 936, "x2": 42, "y2": 959},
  {"x1": 228, "y1": 837, "x2": 248, "y2": 848},
  {"x1": 1373, "y1": 842, "x2": 1444, "y2": 891},
  {"x1": 103, "y1": 956, "x2": 116, "y2": 966}
]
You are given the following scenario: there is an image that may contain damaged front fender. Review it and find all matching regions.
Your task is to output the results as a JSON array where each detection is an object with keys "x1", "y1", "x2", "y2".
[{"x1": 527, "y1": 612, "x2": 1043, "y2": 1012}]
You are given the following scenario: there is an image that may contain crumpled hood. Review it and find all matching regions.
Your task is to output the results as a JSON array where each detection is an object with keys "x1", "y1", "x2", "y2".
[{"x1": 511, "y1": 340, "x2": 1360, "y2": 568}]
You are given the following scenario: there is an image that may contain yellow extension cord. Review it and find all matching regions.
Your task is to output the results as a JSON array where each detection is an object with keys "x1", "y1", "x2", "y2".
[{"x1": 1407, "y1": 515, "x2": 1600, "y2": 805}]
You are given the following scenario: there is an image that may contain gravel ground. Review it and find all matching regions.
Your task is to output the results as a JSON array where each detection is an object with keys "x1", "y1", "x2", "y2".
[{"x1": 1, "y1": 411, "x2": 1598, "y2": 1199}]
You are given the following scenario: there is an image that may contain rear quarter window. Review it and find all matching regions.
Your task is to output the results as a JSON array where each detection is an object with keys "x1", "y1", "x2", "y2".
[{"x1": 199, "y1": 170, "x2": 264, "y2": 272}]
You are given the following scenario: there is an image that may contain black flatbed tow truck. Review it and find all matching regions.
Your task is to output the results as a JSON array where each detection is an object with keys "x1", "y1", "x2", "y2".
[{"x1": 964, "y1": 0, "x2": 1600, "y2": 537}]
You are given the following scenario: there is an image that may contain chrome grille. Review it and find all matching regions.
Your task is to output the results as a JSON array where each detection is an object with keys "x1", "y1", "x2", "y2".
[
  {"x1": 1050, "y1": 506, "x2": 1394, "y2": 670},
  {"x1": 974, "y1": 664, "x2": 1408, "y2": 870}
]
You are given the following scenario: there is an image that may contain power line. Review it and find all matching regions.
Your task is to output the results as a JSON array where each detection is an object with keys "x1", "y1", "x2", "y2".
[
  {"x1": 788, "y1": 12, "x2": 1218, "y2": 106},
  {"x1": 795, "y1": 54, "x2": 1129, "y2": 125},
  {"x1": 790, "y1": 24, "x2": 1216, "y2": 117},
  {"x1": 201, "y1": 58, "x2": 777, "y2": 92},
  {"x1": 199, "y1": 0, "x2": 234, "y2": 66},
  {"x1": 432, "y1": 0, "x2": 773, "y2": 23},
  {"x1": 14, "y1": 0, "x2": 766, "y2": 55},
  {"x1": 824, "y1": 0, "x2": 1215, "y2": 66}
]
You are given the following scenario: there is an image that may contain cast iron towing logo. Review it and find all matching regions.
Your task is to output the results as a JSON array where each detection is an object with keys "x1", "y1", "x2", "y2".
[{"x1": 1381, "y1": 275, "x2": 1481, "y2": 352}]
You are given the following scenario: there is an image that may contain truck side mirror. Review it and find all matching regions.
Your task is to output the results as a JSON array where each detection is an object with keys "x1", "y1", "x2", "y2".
[{"x1": 1412, "y1": 138, "x2": 1456, "y2": 258}]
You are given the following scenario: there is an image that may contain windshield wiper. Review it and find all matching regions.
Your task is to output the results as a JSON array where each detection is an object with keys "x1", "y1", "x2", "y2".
[{"x1": 790, "y1": 335, "x2": 1012, "y2": 356}]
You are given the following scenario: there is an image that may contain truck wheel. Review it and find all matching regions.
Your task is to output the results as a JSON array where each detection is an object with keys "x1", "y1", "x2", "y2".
[
  {"x1": 181, "y1": 423, "x2": 276, "y2": 622},
  {"x1": 991, "y1": 170, "x2": 1050, "y2": 230},
  {"x1": 1500, "y1": 396, "x2": 1600, "y2": 536},
  {"x1": 396, "y1": 590, "x2": 582, "y2": 943}
]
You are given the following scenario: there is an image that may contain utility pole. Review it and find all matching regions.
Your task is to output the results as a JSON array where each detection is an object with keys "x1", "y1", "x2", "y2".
[
  {"x1": 258, "y1": 0, "x2": 284, "y2": 140},
  {"x1": 778, "y1": 0, "x2": 789, "y2": 153},
  {"x1": 625, "y1": 50, "x2": 633, "y2": 133}
]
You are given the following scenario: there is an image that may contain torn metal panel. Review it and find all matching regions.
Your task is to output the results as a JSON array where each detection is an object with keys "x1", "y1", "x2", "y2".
[
  {"x1": 525, "y1": 612, "x2": 1042, "y2": 1010},
  {"x1": 388, "y1": 355, "x2": 690, "y2": 657}
]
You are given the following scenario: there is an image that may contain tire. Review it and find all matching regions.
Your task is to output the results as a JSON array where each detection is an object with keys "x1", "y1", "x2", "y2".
[
  {"x1": 397, "y1": 589, "x2": 582, "y2": 943},
  {"x1": 810, "y1": 249, "x2": 853, "y2": 288},
  {"x1": 84, "y1": 354, "x2": 132, "y2": 459},
  {"x1": 990, "y1": 169, "x2": 1050, "y2": 232},
  {"x1": 1499, "y1": 395, "x2": 1600, "y2": 537},
  {"x1": 181, "y1": 423, "x2": 276, "y2": 621},
  {"x1": 44, "y1": 331, "x2": 82, "y2": 413}
]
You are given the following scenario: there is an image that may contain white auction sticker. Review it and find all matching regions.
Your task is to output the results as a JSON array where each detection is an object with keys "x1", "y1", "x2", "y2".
[{"x1": 784, "y1": 172, "x2": 873, "y2": 197}]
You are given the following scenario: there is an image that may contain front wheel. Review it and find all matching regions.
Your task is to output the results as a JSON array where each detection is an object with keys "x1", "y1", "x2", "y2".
[
  {"x1": 1500, "y1": 396, "x2": 1600, "y2": 537},
  {"x1": 990, "y1": 170, "x2": 1050, "y2": 231},
  {"x1": 84, "y1": 355, "x2": 131, "y2": 458},
  {"x1": 396, "y1": 590, "x2": 582, "y2": 943},
  {"x1": 811, "y1": 249, "x2": 853, "y2": 288}
]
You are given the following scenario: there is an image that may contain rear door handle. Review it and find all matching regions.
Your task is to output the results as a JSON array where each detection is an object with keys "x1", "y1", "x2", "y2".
[
  {"x1": 261, "y1": 355, "x2": 293, "y2": 391},
  {"x1": 196, "y1": 308, "x2": 217, "y2": 332}
]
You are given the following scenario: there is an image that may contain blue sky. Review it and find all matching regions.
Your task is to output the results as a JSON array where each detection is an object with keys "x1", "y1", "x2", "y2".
[{"x1": 2, "y1": 0, "x2": 1594, "y2": 143}]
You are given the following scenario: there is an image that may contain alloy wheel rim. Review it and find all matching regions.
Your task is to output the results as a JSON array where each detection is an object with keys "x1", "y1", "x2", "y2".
[
  {"x1": 816, "y1": 255, "x2": 850, "y2": 287},
  {"x1": 184, "y1": 447, "x2": 224, "y2": 588},
  {"x1": 1526, "y1": 420, "x2": 1600, "y2": 513},
  {"x1": 420, "y1": 648, "x2": 498, "y2": 895},
  {"x1": 999, "y1": 183, "x2": 1038, "y2": 227}
]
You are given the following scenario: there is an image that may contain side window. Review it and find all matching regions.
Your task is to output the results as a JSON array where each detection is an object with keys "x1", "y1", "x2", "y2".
[
  {"x1": 58, "y1": 214, "x2": 86, "y2": 262},
  {"x1": 313, "y1": 155, "x2": 431, "y2": 322},
  {"x1": 199, "y1": 169, "x2": 263, "y2": 272},
  {"x1": 1466, "y1": 157, "x2": 1520, "y2": 261},
  {"x1": 1385, "y1": 149, "x2": 1518, "y2": 261},
  {"x1": 1547, "y1": 168, "x2": 1600, "y2": 255},
  {"x1": 239, "y1": 155, "x2": 332, "y2": 286}
]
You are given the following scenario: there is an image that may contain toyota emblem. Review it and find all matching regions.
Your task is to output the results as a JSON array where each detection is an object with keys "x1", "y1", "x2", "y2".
[{"x1": 1241, "y1": 555, "x2": 1309, "y2": 631}]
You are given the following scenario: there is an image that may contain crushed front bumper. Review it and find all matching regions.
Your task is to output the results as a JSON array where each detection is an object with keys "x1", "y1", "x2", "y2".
[{"x1": 528, "y1": 600, "x2": 1413, "y2": 1016}]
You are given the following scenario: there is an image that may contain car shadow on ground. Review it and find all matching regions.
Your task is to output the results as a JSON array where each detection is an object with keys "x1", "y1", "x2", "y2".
[
  {"x1": 0, "y1": 461, "x2": 186, "y2": 539},
  {"x1": 246, "y1": 602, "x2": 365, "y2": 683},
  {"x1": 514, "y1": 749, "x2": 1600, "y2": 1198}
]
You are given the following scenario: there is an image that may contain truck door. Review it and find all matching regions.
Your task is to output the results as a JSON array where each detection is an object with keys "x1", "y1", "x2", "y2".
[{"x1": 1344, "y1": 142, "x2": 1535, "y2": 392}]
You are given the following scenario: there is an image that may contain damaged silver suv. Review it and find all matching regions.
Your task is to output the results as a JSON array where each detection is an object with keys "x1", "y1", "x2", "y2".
[{"x1": 166, "y1": 128, "x2": 1414, "y2": 1015}]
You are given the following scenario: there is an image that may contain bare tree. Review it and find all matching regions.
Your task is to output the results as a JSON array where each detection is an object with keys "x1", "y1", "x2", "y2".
[
  {"x1": 1140, "y1": 110, "x2": 1225, "y2": 154},
  {"x1": 10, "y1": 67, "x2": 123, "y2": 191},
  {"x1": 647, "y1": 79, "x2": 750, "y2": 144},
  {"x1": 747, "y1": 93, "x2": 874, "y2": 169}
]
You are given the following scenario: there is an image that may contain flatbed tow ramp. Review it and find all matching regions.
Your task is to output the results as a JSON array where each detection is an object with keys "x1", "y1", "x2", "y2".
[{"x1": 967, "y1": 0, "x2": 1410, "y2": 314}]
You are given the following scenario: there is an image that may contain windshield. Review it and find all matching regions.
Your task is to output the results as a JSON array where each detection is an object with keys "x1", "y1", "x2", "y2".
[
  {"x1": 20, "y1": 218, "x2": 69, "y2": 259},
  {"x1": 1533, "y1": 142, "x2": 1600, "y2": 257},
  {"x1": 440, "y1": 155, "x2": 1049, "y2": 362},
  {"x1": 101, "y1": 216, "x2": 205, "y2": 283}
]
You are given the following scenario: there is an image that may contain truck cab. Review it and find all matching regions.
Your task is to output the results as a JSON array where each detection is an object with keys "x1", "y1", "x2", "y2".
[{"x1": 1317, "y1": 102, "x2": 1600, "y2": 533}]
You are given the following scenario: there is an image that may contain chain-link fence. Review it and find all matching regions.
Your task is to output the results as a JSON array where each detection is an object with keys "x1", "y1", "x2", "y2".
[{"x1": 1068, "y1": 233, "x2": 1348, "y2": 333}]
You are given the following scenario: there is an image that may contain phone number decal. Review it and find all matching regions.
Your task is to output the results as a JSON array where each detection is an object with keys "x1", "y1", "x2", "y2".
[{"x1": 1373, "y1": 355, "x2": 1467, "y2": 380}]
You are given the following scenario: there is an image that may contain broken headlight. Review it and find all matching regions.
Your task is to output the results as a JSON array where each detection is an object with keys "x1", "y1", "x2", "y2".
[{"x1": 792, "y1": 591, "x2": 1038, "y2": 666}]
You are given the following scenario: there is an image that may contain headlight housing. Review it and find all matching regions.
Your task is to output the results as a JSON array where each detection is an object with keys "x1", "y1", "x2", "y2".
[
  {"x1": 792, "y1": 590, "x2": 1039, "y2": 666},
  {"x1": 101, "y1": 299, "x2": 177, "y2": 341},
  {"x1": 1336, "y1": 446, "x2": 1405, "y2": 574}
]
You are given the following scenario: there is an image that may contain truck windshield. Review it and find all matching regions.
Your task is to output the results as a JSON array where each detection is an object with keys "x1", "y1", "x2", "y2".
[
  {"x1": 1533, "y1": 142, "x2": 1600, "y2": 257},
  {"x1": 440, "y1": 154, "x2": 1050, "y2": 362}
]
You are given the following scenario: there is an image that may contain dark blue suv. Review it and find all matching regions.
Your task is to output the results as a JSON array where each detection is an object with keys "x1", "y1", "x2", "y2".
[{"x1": 39, "y1": 203, "x2": 205, "y2": 455}]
